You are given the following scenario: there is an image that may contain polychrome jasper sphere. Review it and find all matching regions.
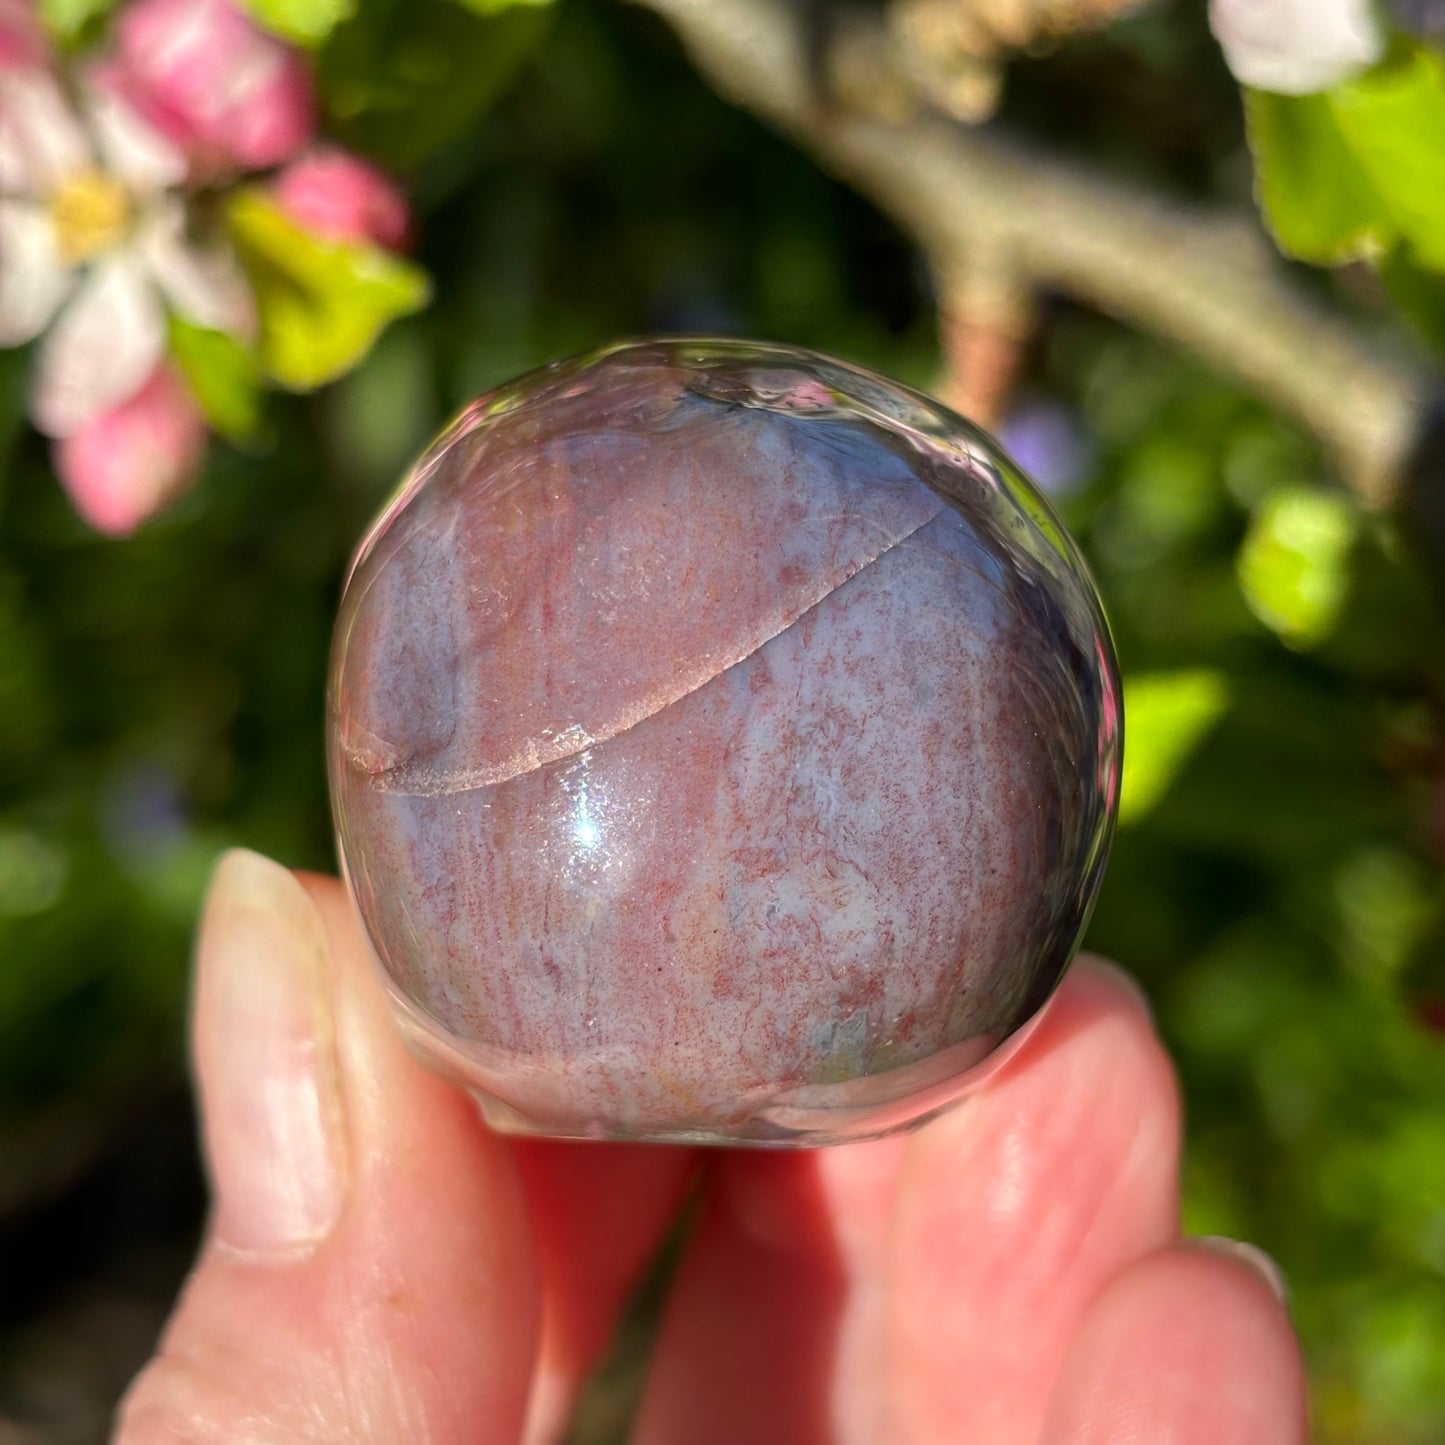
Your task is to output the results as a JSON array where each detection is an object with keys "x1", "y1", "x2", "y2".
[{"x1": 328, "y1": 339, "x2": 1121, "y2": 1145}]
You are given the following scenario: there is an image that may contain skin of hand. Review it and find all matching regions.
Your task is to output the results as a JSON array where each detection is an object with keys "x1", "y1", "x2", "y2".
[{"x1": 113, "y1": 849, "x2": 1309, "y2": 1445}]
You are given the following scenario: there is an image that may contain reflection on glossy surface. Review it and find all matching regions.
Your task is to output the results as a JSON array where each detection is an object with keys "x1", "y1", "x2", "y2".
[{"x1": 328, "y1": 338, "x2": 1121, "y2": 1144}]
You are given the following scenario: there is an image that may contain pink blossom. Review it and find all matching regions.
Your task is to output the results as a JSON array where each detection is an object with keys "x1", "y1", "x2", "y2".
[
  {"x1": 53, "y1": 364, "x2": 206, "y2": 534},
  {"x1": 0, "y1": 0, "x2": 45, "y2": 71},
  {"x1": 114, "y1": 0, "x2": 315, "y2": 171},
  {"x1": 273, "y1": 147, "x2": 411, "y2": 250},
  {"x1": 1, "y1": 61, "x2": 252, "y2": 440}
]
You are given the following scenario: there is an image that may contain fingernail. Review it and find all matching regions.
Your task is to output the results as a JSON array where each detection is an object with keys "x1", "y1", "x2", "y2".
[
  {"x1": 196, "y1": 849, "x2": 348, "y2": 1253},
  {"x1": 1194, "y1": 1236, "x2": 1289, "y2": 1305}
]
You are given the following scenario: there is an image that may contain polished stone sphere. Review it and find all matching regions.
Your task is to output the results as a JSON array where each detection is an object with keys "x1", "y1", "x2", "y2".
[{"x1": 328, "y1": 339, "x2": 1121, "y2": 1145}]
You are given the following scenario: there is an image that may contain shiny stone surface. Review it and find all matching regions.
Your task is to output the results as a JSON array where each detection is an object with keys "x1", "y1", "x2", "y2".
[{"x1": 328, "y1": 339, "x2": 1121, "y2": 1144}]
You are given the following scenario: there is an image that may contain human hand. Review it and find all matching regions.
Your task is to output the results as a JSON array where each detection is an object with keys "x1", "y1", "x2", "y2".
[{"x1": 115, "y1": 849, "x2": 1307, "y2": 1445}]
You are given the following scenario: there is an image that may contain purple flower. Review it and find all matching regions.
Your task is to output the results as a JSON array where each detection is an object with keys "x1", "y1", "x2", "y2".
[
  {"x1": 1000, "y1": 399, "x2": 1092, "y2": 497},
  {"x1": 1386, "y1": 0, "x2": 1445, "y2": 41}
]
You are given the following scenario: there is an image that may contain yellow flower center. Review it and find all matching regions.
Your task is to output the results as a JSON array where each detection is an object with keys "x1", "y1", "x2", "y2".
[{"x1": 50, "y1": 172, "x2": 131, "y2": 265}]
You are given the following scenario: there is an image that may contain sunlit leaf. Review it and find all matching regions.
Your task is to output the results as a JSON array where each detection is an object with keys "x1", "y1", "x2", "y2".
[
  {"x1": 38, "y1": 0, "x2": 117, "y2": 41},
  {"x1": 1118, "y1": 669, "x2": 1232, "y2": 824},
  {"x1": 168, "y1": 316, "x2": 266, "y2": 445},
  {"x1": 1237, "y1": 488, "x2": 1358, "y2": 648},
  {"x1": 1244, "y1": 43, "x2": 1445, "y2": 271},
  {"x1": 242, "y1": 0, "x2": 354, "y2": 47},
  {"x1": 1244, "y1": 90, "x2": 1388, "y2": 263},
  {"x1": 227, "y1": 189, "x2": 431, "y2": 393},
  {"x1": 1329, "y1": 43, "x2": 1445, "y2": 270},
  {"x1": 450, "y1": 0, "x2": 552, "y2": 11}
]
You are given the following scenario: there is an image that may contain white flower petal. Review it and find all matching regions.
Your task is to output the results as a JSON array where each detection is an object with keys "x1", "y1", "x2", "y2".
[
  {"x1": 138, "y1": 201, "x2": 256, "y2": 338},
  {"x1": 31, "y1": 252, "x2": 166, "y2": 437},
  {"x1": 1210, "y1": 0, "x2": 1385, "y2": 95},
  {"x1": 0, "y1": 70, "x2": 91, "y2": 197},
  {"x1": 0, "y1": 197, "x2": 73, "y2": 343},
  {"x1": 85, "y1": 80, "x2": 187, "y2": 197}
]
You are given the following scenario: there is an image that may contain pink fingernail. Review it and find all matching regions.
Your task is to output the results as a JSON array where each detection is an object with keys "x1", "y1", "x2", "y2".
[{"x1": 196, "y1": 849, "x2": 348, "y2": 1253}]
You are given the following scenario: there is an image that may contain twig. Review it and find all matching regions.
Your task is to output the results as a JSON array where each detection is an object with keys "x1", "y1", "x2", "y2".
[
  {"x1": 936, "y1": 247, "x2": 1035, "y2": 426},
  {"x1": 628, "y1": 0, "x2": 1435, "y2": 509}
]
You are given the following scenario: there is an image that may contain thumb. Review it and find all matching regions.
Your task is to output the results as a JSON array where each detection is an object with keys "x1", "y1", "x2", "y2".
[{"x1": 115, "y1": 850, "x2": 540, "y2": 1445}]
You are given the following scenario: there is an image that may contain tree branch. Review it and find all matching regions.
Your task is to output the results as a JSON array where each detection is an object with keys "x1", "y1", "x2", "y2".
[{"x1": 628, "y1": 0, "x2": 1435, "y2": 509}]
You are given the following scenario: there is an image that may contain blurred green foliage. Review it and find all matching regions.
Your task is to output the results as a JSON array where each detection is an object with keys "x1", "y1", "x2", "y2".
[
  {"x1": 3, "y1": 2, "x2": 1445, "y2": 1442},
  {"x1": 1247, "y1": 39, "x2": 1445, "y2": 267}
]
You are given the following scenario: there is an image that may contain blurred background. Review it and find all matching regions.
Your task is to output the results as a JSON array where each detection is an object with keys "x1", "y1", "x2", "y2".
[{"x1": 2, "y1": 0, "x2": 1444, "y2": 1441}]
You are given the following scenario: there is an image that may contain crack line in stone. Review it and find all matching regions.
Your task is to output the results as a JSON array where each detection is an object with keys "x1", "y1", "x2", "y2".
[{"x1": 361, "y1": 501, "x2": 945, "y2": 798}]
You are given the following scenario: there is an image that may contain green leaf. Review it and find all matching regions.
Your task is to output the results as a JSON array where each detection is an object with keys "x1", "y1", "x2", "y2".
[
  {"x1": 227, "y1": 189, "x2": 431, "y2": 393},
  {"x1": 319, "y1": 0, "x2": 554, "y2": 169},
  {"x1": 167, "y1": 317, "x2": 266, "y2": 445},
  {"x1": 449, "y1": 0, "x2": 552, "y2": 12},
  {"x1": 1236, "y1": 488, "x2": 1358, "y2": 649},
  {"x1": 1328, "y1": 45, "x2": 1445, "y2": 271},
  {"x1": 1379, "y1": 247, "x2": 1445, "y2": 357},
  {"x1": 0, "y1": 827, "x2": 68, "y2": 918},
  {"x1": 1244, "y1": 44, "x2": 1445, "y2": 273},
  {"x1": 1333, "y1": 847, "x2": 1439, "y2": 986},
  {"x1": 242, "y1": 0, "x2": 354, "y2": 47},
  {"x1": 1244, "y1": 90, "x2": 1389, "y2": 264},
  {"x1": 1119, "y1": 669, "x2": 1232, "y2": 825},
  {"x1": 38, "y1": 0, "x2": 117, "y2": 42},
  {"x1": 0, "y1": 348, "x2": 27, "y2": 494}
]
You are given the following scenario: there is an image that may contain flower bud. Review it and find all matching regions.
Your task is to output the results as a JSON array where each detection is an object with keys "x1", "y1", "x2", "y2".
[
  {"x1": 1210, "y1": 0, "x2": 1384, "y2": 95},
  {"x1": 273, "y1": 148, "x2": 411, "y2": 250},
  {"x1": 0, "y1": 0, "x2": 45, "y2": 70},
  {"x1": 115, "y1": 0, "x2": 315, "y2": 170},
  {"x1": 53, "y1": 364, "x2": 206, "y2": 534}
]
